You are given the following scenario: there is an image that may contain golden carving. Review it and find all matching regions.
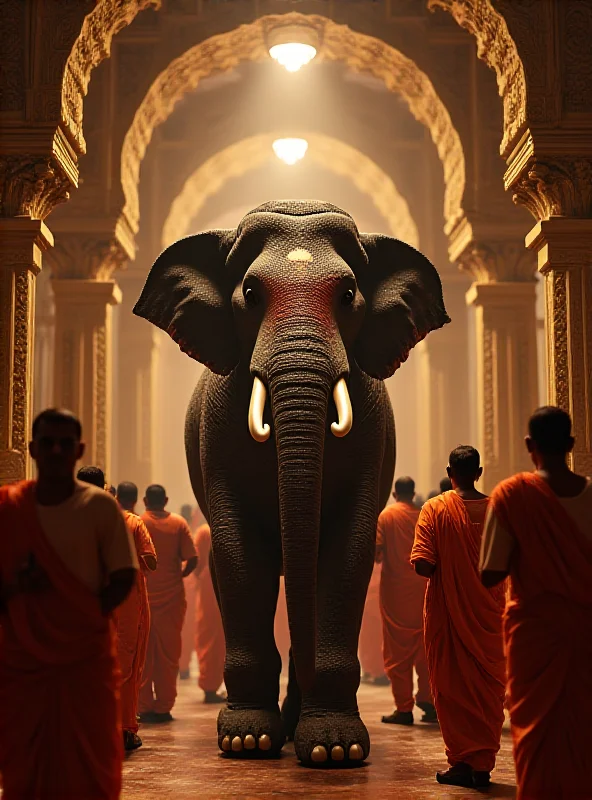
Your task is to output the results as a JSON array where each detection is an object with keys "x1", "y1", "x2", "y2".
[
  {"x1": 428, "y1": 0, "x2": 526, "y2": 158},
  {"x1": 62, "y1": 0, "x2": 162, "y2": 154},
  {"x1": 121, "y1": 13, "x2": 465, "y2": 243},
  {"x1": 45, "y1": 235, "x2": 128, "y2": 281},
  {"x1": 512, "y1": 158, "x2": 592, "y2": 220},
  {"x1": 457, "y1": 239, "x2": 535, "y2": 283},
  {"x1": 94, "y1": 323, "x2": 108, "y2": 472},
  {"x1": 162, "y1": 132, "x2": 419, "y2": 250},
  {"x1": 0, "y1": 156, "x2": 70, "y2": 219}
]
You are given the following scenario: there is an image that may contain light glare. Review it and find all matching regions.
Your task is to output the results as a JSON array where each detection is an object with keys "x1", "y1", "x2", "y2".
[
  {"x1": 272, "y1": 138, "x2": 309, "y2": 166},
  {"x1": 269, "y1": 42, "x2": 317, "y2": 72}
]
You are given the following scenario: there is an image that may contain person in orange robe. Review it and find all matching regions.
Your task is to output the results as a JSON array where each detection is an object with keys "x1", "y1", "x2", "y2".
[
  {"x1": 193, "y1": 523, "x2": 226, "y2": 703},
  {"x1": 411, "y1": 446, "x2": 506, "y2": 789},
  {"x1": 376, "y1": 476, "x2": 435, "y2": 725},
  {"x1": 274, "y1": 576, "x2": 291, "y2": 674},
  {"x1": 139, "y1": 484, "x2": 197, "y2": 722},
  {"x1": 358, "y1": 561, "x2": 387, "y2": 685},
  {"x1": 115, "y1": 481, "x2": 157, "y2": 751},
  {"x1": 178, "y1": 504, "x2": 199, "y2": 680},
  {"x1": 0, "y1": 409, "x2": 138, "y2": 800},
  {"x1": 481, "y1": 406, "x2": 592, "y2": 800}
]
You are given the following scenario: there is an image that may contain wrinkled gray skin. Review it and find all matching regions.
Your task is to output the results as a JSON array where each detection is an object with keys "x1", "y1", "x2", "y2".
[{"x1": 134, "y1": 200, "x2": 449, "y2": 767}]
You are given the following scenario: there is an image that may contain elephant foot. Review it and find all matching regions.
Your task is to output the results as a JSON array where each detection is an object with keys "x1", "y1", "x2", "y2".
[
  {"x1": 294, "y1": 711, "x2": 370, "y2": 768},
  {"x1": 217, "y1": 706, "x2": 285, "y2": 758}
]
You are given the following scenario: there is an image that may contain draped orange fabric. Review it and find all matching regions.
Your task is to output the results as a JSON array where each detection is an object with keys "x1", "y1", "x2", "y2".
[
  {"x1": 193, "y1": 524, "x2": 225, "y2": 693},
  {"x1": 411, "y1": 491, "x2": 506, "y2": 771},
  {"x1": 377, "y1": 502, "x2": 430, "y2": 711},
  {"x1": 359, "y1": 563, "x2": 384, "y2": 679},
  {"x1": 179, "y1": 576, "x2": 197, "y2": 674},
  {"x1": 116, "y1": 512, "x2": 155, "y2": 733},
  {"x1": 0, "y1": 481, "x2": 122, "y2": 800},
  {"x1": 140, "y1": 511, "x2": 196, "y2": 714},
  {"x1": 274, "y1": 577, "x2": 290, "y2": 673},
  {"x1": 491, "y1": 473, "x2": 592, "y2": 800}
]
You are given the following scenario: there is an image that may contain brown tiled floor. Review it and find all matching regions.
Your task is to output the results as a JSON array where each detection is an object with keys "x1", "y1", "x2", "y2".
[{"x1": 123, "y1": 677, "x2": 516, "y2": 799}]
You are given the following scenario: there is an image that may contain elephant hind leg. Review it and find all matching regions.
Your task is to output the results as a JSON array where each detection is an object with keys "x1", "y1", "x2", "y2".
[{"x1": 280, "y1": 649, "x2": 301, "y2": 741}]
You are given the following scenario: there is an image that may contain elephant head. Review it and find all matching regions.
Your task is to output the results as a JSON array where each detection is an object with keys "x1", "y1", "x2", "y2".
[{"x1": 134, "y1": 200, "x2": 449, "y2": 690}]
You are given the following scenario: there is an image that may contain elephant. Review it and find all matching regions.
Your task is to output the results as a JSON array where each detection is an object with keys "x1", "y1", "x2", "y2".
[{"x1": 134, "y1": 200, "x2": 449, "y2": 767}]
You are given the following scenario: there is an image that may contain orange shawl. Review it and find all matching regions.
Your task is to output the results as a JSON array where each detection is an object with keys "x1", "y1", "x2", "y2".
[{"x1": 0, "y1": 481, "x2": 122, "y2": 800}]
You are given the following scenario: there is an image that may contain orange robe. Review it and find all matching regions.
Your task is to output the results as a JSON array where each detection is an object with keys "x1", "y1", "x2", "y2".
[
  {"x1": 377, "y1": 502, "x2": 430, "y2": 711},
  {"x1": 359, "y1": 563, "x2": 385, "y2": 679},
  {"x1": 179, "y1": 575, "x2": 197, "y2": 674},
  {"x1": 140, "y1": 510, "x2": 196, "y2": 714},
  {"x1": 491, "y1": 473, "x2": 592, "y2": 800},
  {"x1": 0, "y1": 481, "x2": 122, "y2": 800},
  {"x1": 411, "y1": 491, "x2": 506, "y2": 772},
  {"x1": 116, "y1": 511, "x2": 156, "y2": 733},
  {"x1": 274, "y1": 577, "x2": 290, "y2": 673},
  {"x1": 193, "y1": 524, "x2": 225, "y2": 693}
]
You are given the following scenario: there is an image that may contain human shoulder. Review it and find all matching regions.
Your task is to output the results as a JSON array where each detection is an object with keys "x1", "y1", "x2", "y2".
[{"x1": 75, "y1": 481, "x2": 121, "y2": 514}]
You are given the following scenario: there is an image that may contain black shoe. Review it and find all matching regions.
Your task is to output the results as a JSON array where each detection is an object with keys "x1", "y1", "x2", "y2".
[
  {"x1": 151, "y1": 711, "x2": 174, "y2": 723},
  {"x1": 179, "y1": 669, "x2": 190, "y2": 680},
  {"x1": 381, "y1": 710, "x2": 414, "y2": 725},
  {"x1": 473, "y1": 771, "x2": 491, "y2": 788},
  {"x1": 138, "y1": 711, "x2": 157, "y2": 724},
  {"x1": 204, "y1": 690, "x2": 226, "y2": 704},
  {"x1": 123, "y1": 731, "x2": 143, "y2": 751},
  {"x1": 416, "y1": 701, "x2": 438, "y2": 723},
  {"x1": 436, "y1": 763, "x2": 474, "y2": 787},
  {"x1": 372, "y1": 674, "x2": 390, "y2": 687}
]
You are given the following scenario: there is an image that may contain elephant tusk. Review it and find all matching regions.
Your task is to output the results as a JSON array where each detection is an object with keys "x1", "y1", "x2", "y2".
[
  {"x1": 248, "y1": 376, "x2": 271, "y2": 443},
  {"x1": 331, "y1": 378, "x2": 353, "y2": 438}
]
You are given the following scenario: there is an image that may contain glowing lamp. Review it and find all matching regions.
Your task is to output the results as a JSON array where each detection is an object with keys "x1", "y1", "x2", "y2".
[
  {"x1": 267, "y1": 24, "x2": 319, "y2": 72},
  {"x1": 272, "y1": 138, "x2": 309, "y2": 166}
]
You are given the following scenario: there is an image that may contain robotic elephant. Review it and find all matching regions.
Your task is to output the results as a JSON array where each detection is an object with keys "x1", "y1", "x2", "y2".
[{"x1": 134, "y1": 200, "x2": 449, "y2": 766}]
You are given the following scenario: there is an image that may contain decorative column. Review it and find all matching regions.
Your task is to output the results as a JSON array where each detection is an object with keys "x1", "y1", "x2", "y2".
[
  {"x1": 116, "y1": 271, "x2": 160, "y2": 490},
  {"x1": 51, "y1": 279, "x2": 121, "y2": 476},
  {"x1": 525, "y1": 219, "x2": 592, "y2": 475},
  {"x1": 0, "y1": 219, "x2": 53, "y2": 484},
  {"x1": 454, "y1": 232, "x2": 539, "y2": 491}
]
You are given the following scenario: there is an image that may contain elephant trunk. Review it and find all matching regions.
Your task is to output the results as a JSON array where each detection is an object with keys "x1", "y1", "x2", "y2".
[{"x1": 266, "y1": 337, "x2": 336, "y2": 694}]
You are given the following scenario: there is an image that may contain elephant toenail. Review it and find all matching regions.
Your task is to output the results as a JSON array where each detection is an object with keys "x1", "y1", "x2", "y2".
[
  {"x1": 311, "y1": 745, "x2": 328, "y2": 763},
  {"x1": 349, "y1": 743, "x2": 364, "y2": 761},
  {"x1": 244, "y1": 735, "x2": 256, "y2": 750},
  {"x1": 221, "y1": 736, "x2": 231, "y2": 752},
  {"x1": 258, "y1": 734, "x2": 271, "y2": 751},
  {"x1": 231, "y1": 736, "x2": 243, "y2": 752},
  {"x1": 331, "y1": 745, "x2": 345, "y2": 761}
]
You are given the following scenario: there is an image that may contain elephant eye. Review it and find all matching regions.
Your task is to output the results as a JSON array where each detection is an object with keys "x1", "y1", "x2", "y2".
[
  {"x1": 341, "y1": 288, "x2": 355, "y2": 306},
  {"x1": 244, "y1": 287, "x2": 260, "y2": 307}
]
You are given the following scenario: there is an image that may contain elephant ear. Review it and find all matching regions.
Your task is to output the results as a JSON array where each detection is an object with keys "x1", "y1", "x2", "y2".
[
  {"x1": 133, "y1": 230, "x2": 239, "y2": 375},
  {"x1": 354, "y1": 234, "x2": 450, "y2": 380}
]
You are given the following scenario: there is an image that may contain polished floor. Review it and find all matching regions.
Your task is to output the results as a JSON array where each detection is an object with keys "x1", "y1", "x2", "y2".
[{"x1": 122, "y1": 671, "x2": 516, "y2": 799}]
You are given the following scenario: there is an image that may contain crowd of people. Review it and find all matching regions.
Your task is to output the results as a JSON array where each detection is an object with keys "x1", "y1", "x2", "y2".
[{"x1": 0, "y1": 404, "x2": 589, "y2": 799}]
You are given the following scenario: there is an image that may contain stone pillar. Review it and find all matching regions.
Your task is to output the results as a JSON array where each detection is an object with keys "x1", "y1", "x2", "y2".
[
  {"x1": 52, "y1": 280, "x2": 121, "y2": 477},
  {"x1": 0, "y1": 219, "x2": 53, "y2": 484},
  {"x1": 415, "y1": 271, "x2": 472, "y2": 494},
  {"x1": 526, "y1": 219, "x2": 592, "y2": 475},
  {"x1": 466, "y1": 281, "x2": 539, "y2": 491},
  {"x1": 116, "y1": 273, "x2": 159, "y2": 489}
]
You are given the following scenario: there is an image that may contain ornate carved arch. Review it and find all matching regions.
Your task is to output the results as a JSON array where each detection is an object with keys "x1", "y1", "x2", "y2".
[
  {"x1": 428, "y1": 0, "x2": 526, "y2": 158},
  {"x1": 121, "y1": 12, "x2": 465, "y2": 246},
  {"x1": 62, "y1": 0, "x2": 160, "y2": 154},
  {"x1": 161, "y1": 132, "x2": 419, "y2": 251}
]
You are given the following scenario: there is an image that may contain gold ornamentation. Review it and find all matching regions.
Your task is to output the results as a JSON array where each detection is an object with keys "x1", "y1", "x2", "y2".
[
  {"x1": 62, "y1": 0, "x2": 162, "y2": 154},
  {"x1": 548, "y1": 270, "x2": 569, "y2": 411},
  {"x1": 0, "y1": 156, "x2": 70, "y2": 219},
  {"x1": 94, "y1": 323, "x2": 108, "y2": 471},
  {"x1": 428, "y1": 0, "x2": 526, "y2": 158},
  {"x1": 512, "y1": 158, "x2": 592, "y2": 220},
  {"x1": 122, "y1": 13, "x2": 465, "y2": 243},
  {"x1": 162, "y1": 133, "x2": 420, "y2": 250}
]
